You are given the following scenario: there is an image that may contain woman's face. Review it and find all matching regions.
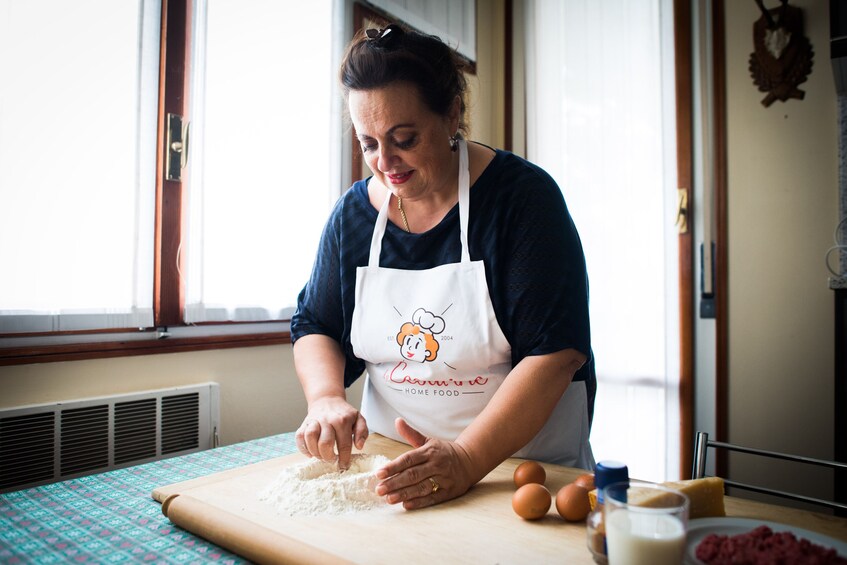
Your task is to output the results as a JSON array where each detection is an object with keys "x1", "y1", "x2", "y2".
[{"x1": 349, "y1": 82, "x2": 458, "y2": 201}]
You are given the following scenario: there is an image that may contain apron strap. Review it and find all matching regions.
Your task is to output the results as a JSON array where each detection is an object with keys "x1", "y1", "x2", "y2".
[
  {"x1": 368, "y1": 189, "x2": 392, "y2": 267},
  {"x1": 457, "y1": 140, "x2": 470, "y2": 263},
  {"x1": 367, "y1": 139, "x2": 471, "y2": 267}
]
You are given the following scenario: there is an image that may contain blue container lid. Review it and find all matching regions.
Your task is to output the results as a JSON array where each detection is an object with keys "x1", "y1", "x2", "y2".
[{"x1": 594, "y1": 460, "x2": 628, "y2": 504}]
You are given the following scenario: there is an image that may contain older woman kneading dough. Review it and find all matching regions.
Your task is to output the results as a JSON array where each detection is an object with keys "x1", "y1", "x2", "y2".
[{"x1": 291, "y1": 23, "x2": 596, "y2": 510}]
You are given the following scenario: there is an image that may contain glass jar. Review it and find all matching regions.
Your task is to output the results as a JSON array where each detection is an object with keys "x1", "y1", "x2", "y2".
[{"x1": 586, "y1": 460, "x2": 629, "y2": 564}]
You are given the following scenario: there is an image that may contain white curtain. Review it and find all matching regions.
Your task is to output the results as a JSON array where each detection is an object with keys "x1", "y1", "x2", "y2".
[
  {"x1": 0, "y1": 0, "x2": 158, "y2": 333},
  {"x1": 524, "y1": 0, "x2": 680, "y2": 481},
  {"x1": 184, "y1": 0, "x2": 341, "y2": 323}
]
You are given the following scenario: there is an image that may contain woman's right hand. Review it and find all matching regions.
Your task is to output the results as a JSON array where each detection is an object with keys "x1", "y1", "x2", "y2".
[{"x1": 294, "y1": 396, "x2": 369, "y2": 470}]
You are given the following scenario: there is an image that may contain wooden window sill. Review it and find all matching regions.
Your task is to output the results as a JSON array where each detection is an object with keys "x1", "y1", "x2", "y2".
[{"x1": 0, "y1": 326, "x2": 291, "y2": 366}]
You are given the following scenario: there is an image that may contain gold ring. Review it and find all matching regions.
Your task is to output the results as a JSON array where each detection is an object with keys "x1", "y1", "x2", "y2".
[{"x1": 429, "y1": 477, "x2": 440, "y2": 494}]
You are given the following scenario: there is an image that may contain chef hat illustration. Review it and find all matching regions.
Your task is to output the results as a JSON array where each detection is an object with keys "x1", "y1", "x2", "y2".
[{"x1": 411, "y1": 308, "x2": 445, "y2": 335}]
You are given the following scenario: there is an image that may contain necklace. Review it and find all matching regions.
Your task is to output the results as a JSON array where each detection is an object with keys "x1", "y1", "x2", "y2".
[{"x1": 397, "y1": 196, "x2": 411, "y2": 232}]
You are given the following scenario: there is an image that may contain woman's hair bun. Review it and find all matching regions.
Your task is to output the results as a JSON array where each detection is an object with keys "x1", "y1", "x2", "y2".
[{"x1": 365, "y1": 24, "x2": 404, "y2": 50}]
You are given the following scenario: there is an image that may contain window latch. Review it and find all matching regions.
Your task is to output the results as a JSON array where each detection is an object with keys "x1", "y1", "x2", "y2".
[
  {"x1": 165, "y1": 113, "x2": 190, "y2": 181},
  {"x1": 675, "y1": 188, "x2": 689, "y2": 234}
]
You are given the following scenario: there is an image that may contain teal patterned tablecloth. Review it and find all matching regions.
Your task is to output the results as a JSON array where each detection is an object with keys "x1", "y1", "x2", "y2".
[{"x1": 0, "y1": 433, "x2": 298, "y2": 564}]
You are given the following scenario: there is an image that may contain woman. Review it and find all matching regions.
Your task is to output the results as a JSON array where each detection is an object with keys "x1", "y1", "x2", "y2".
[{"x1": 291, "y1": 23, "x2": 595, "y2": 510}]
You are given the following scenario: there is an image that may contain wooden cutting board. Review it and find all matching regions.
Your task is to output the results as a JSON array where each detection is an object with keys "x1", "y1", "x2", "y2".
[
  {"x1": 152, "y1": 434, "x2": 595, "y2": 564},
  {"x1": 153, "y1": 435, "x2": 847, "y2": 564}
]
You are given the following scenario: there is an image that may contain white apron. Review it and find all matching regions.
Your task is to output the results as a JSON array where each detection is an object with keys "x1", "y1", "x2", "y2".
[{"x1": 350, "y1": 141, "x2": 594, "y2": 468}]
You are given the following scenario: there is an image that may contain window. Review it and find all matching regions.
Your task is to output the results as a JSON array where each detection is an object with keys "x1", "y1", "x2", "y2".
[
  {"x1": 0, "y1": 0, "x2": 158, "y2": 333},
  {"x1": 525, "y1": 0, "x2": 680, "y2": 481},
  {"x1": 0, "y1": 0, "x2": 342, "y2": 359},
  {"x1": 184, "y1": 0, "x2": 337, "y2": 323}
]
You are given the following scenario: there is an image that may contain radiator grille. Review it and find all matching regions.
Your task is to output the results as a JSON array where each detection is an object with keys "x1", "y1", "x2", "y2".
[
  {"x1": 0, "y1": 412, "x2": 55, "y2": 490},
  {"x1": 60, "y1": 405, "x2": 109, "y2": 476},
  {"x1": 162, "y1": 393, "x2": 200, "y2": 454},
  {"x1": 114, "y1": 398, "x2": 157, "y2": 465},
  {"x1": 0, "y1": 383, "x2": 219, "y2": 493}
]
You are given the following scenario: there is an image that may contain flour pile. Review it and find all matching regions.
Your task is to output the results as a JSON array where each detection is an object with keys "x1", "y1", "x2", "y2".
[{"x1": 258, "y1": 454, "x2": 390, "y2": 516}]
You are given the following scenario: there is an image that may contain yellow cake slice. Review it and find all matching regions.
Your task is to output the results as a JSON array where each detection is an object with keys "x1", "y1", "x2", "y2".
[
  {"x1": 663, "y1": 477, "x2": 726, "y2": 518},
  {"x1": 587, "y1": 476, "x2": 725, "y2": 518}
]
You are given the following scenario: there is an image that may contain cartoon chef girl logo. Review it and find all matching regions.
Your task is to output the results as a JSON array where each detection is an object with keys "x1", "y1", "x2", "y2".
[{"x1": 396, "y1": 308, "x2": 445, "y2": 363}]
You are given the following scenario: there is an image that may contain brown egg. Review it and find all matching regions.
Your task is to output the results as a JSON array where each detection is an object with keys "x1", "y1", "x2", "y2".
[
  {"x1": 513, "y1": 460, "x2": 546, "y2": 488},
  {"x1": 573, "y1": 472, "x2": 595, "y2": 491},
  {"x1": 556, "y1": 483, "x2": 591, "y2": 522},
  {"x1": 512, "y1": 483, "x2": 552, "y2": 520}
]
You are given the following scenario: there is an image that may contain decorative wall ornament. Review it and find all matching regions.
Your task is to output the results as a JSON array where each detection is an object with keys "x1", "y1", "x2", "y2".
[{"x1": 749, "y1": 0, "x2": 814, "y2": 107}]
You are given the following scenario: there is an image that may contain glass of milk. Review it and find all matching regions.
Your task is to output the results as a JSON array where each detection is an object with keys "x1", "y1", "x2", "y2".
[{"x1": 603, "y1": 482, "x2": 689, "y2": 565}]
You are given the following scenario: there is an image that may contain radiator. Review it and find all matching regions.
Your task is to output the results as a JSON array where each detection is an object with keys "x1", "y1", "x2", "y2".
[{"x1": 0, "y1": 382, "x2": 220, "y2": 493}]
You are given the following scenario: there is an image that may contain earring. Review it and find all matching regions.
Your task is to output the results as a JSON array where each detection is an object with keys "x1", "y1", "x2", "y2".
[{"x1": 449, "y1": 134, "x2": 459, "y2": 152}]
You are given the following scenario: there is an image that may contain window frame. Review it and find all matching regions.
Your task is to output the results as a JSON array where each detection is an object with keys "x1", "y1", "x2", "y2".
[{"x1": 155, "y1": 0, "x2": 190, "y2": 328}]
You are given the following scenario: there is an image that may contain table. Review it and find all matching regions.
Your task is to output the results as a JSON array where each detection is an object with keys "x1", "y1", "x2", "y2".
[
  {"x1": 0, "y1": 434, "x2": 296, "y2": 564},
  {"x1": 2, "y1": 433, "x2": 846, "y2": 564}
]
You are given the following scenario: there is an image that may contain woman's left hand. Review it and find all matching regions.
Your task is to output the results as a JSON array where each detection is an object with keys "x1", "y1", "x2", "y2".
[{"x1": 374, "y1": 418, "x2": 476, "y2": 509}]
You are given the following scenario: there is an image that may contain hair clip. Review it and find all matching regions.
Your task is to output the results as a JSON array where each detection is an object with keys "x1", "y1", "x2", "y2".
[{"x1": 365, "y1": 24, "x2": 403, "y2": 49}]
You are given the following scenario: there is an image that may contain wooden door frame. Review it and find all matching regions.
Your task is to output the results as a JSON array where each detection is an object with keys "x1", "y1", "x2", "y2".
[
  {"x1": 674, "y1": 0, "x2": 728, "y2": 479},
  {"x1": 712, "y1": 0, "x2": 729, "y2": 480},
  {"x1": 674, "y1": 0, "x2": 695, "y2": 479}
]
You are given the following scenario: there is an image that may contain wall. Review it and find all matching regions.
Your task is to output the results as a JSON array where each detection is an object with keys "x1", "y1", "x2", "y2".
[
  {"x1": 0, "y1": 346, "x2": 307, "y2": 445},
  {"x1": 723, "y1": 0, "x2": 837, "y2": 499},
  {"x1": 467, "y1": 0, "x2": 506, "y2": 148},
  {"x1": 0, "y1": 2, "x2": 506, "y2": 448}
]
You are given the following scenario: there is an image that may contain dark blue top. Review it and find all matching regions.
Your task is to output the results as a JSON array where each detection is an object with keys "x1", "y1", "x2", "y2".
[{"x1": 291, "y1": 147, "x2": 594, "y2": 418}]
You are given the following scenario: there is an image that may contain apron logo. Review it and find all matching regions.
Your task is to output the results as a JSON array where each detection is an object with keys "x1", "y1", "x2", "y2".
[
  {"x1": 396, "y1": 307, "x2": 445, "y2": 363},
  {"x1": 387, "y1": 305, "x2": 489, "y2": 391}
]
